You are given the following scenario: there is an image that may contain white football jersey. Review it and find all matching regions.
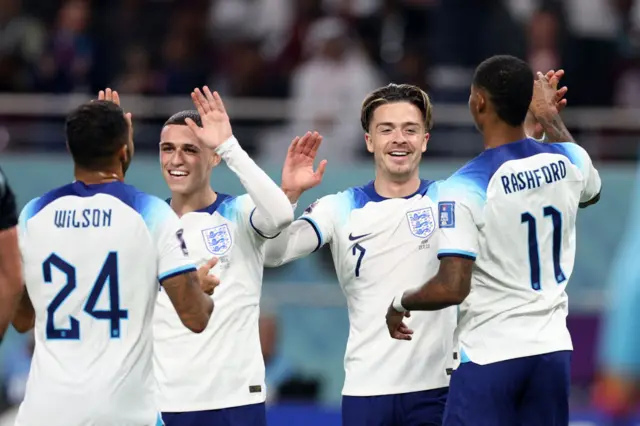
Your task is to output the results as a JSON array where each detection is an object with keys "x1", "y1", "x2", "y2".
[
  {"x1": 437, "y1": 138, "x2": 601, "y2": 365},
  {"x1": 154, "y1": 194, "x2": 268, "y2": 412},
  {"x1": 300, "y1": 180, "x2": 456, "y2": 396},
  {"x1": 16, "y1": 181, "x2": 196, "y2": 426}
]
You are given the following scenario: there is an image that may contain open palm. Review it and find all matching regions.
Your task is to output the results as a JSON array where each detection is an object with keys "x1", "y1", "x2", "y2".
[
  {"x1": 98, "y1": 88, "x2": 133, "y2": 141},
  {"x1": 527, "y1": 69, "x2": 568, "y2": 138},
  {"x1": 281, "y1": 131, "x2": 327, "y2": 197},
  {"x1": 185, "y1": 86, "x2": 233, "y2": 150}
]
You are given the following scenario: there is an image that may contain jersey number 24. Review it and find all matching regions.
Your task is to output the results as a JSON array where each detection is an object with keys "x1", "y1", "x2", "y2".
[
  {"x1": 521, "y1": 206, "x2": 567, "y2": 291},
  {"x1": 43, "y1": 252, "x2": 128, "y2": 340}
]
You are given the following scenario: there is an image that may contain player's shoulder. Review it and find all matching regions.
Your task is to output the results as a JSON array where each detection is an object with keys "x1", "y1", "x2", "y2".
[
  {"x1": 443, "y1": 138, "x2": 586, "y2": 196},
  {"x1": 22, "y1": 181, "x2": 175, "y2": 225},
  {"x1": 175, "y1": 192, "x2": 239, "y2": 221},
  {"x1": 543, "y1": 141, "x2": 592, "y2": 169},
  {"x1": 302, "y1": 188, "x2": 353, "y2": 215},
  {"x1": 349, "y1": 179, "x2": 437, "y2": 208}
]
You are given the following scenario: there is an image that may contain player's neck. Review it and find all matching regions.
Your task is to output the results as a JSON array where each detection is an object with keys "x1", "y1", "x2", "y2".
[
  {"x1": 482, "y1": 124, "x2": 527, "y2": 150},
  {"x1": 374, "y1": 175, "x2": 421, "y2": 199},
  {"x1": 170, "y1": 186, "x2": 217, "y2": 217},
  {"x1": 74, "y1": 165, "x2": 124, "y2": 184}
]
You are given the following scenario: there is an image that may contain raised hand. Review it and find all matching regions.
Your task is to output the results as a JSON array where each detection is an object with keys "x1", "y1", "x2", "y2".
[
  {"x1": 526, "y1": 70, "x2": 568, "y2": 139},
  {"x1": 386, "y1": 304, "x2": 413, "y2": 341},
  {"x1": 97, "y1": 88, "x2": 133, "y2": 139},
  {"x1": 281, "y1": 131, "x2": 327, "y2": 203},
  {"x1": 197, "y1": 257, "x2": 220, "y2": 295},
  {"x1": 184, "y1": 86, "x2": 233, "y2": 150},
  {"x1": 530, "y1": 69, "x2": 567, "y2": 117}
]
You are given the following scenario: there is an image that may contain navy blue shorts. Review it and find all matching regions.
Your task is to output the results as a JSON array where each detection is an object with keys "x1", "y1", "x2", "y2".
[
  {"x1": 342, "y1": 387, "x2": 448, "y2": 426},
  {"x1": 443, "y1": 350, "x2": 571, "y2": 426},
  {"x1": 161, "y1": 403, "x2": 266, "y2": 426}
]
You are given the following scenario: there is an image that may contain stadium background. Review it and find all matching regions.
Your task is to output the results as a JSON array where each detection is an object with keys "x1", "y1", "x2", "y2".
[{"x1": 0, "y1": 0, "x2": 639, "y2": 424}]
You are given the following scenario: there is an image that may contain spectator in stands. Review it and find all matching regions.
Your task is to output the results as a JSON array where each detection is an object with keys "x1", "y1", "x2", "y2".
[
  {"x1": 37, "y1": 0, "x2": 93, "y2": 93},
  {"x1": 266, "y1": 17, "x2": 381, "y2": 162},
  {"x1": 0, "y1": 0, "x2": 45, "y2": 92}
]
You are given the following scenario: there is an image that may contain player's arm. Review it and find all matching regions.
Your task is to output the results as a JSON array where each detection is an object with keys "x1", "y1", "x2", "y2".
[
  {"x1": 265, "y1": 192, "x2": 337, "y2": 267},
  {"x1": 152, "y1": 198, "x2": 215, "y2": 332},
  {"x1": 387, "y1": 184, "x2": 481, "y2": 339},
  {"x1": 578, "y1": 147, "x2": 602, "y2": 209},
  {"x1": 264, "y1": 219, "x2": 322, "y2": 267},
  {"x1": 531, "y1": 71, "x2": 574, "y2": 143},
  {"x1": 264, "y1": 131, "x2": 329, "y2": 265},
  {"x1": 398, "y1": 257, "x2": 473, "y2": 311},
  {"x1": 217, "y1": 136, "x2": 294, "y2": 238},
  {"x1": 184, "y1": 87, "x2": 294, "y2": 238},
  {"x1": 525, "y1": 69, "x2": 568, "y2": 142},
  {"x1": 0, "y1": 171, "x2": 24, "y2": 340},
  {"x1": 161, "y1": 268, "x2": 215, "y2": 333},
  {"x1": 560, "y1": 143, "x2": 602, "y2": 209},
  {"x1": 11, "y1": 288, "x2": 34, "y2": 333}
]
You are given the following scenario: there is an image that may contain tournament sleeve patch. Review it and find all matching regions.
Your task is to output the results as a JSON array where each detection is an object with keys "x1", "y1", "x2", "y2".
[
  {"x1": 304, "y1": 200, "x2": 319, "y2": 214},
  {"x1": 438, "y1": 201, "x2": 455, "y2": 228},
  {"x1": 176, "y1": 229, "x2": 189, "y2": 256}
]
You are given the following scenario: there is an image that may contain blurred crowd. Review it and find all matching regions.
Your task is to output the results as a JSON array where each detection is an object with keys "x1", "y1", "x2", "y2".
[
  {"x1": 0, "y1": 0, "x2": 639, "y2": 103},
  {"x1": 1, "y1": 0, "x2": 640, "y2": 161}
]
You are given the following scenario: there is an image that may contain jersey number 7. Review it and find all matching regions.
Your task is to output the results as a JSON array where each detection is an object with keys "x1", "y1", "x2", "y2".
[
  {"x1": 521, "y1": 206, "x2": 567, "y2": 291},
  {"x1": 43, "y1": 252, "x2": 128, "y2": 340}
]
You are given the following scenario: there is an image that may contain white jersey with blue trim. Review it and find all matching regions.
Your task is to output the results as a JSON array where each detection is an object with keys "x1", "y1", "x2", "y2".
[
  {"x1": 15, "y1": 181, "x2": 196, "y2": 426},
  {"x1": 153, "y1": 194, "x2": 269, "y2": 412},
  {"x1": 300, "y1": 180, "x2": 456, "y2": 396},
  {"x1": 436, "y1": 138, "x2": 602, "y2": 365}
]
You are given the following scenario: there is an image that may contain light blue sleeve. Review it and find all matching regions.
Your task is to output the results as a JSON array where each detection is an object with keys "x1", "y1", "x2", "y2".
[
  {"x1": 18, "y1": 197, "x2": 39, "y2": 233},
  {"x1": 435, "y1": 176, "x2": 484, "y2": 260},
  {"x1": 599, "y1": 163, "x2": 640, "y2": 375},
  {"x1": 557, "y1": 142, "x2": 602, "y2": 203},
  {"x1": 136, "y1": 195, "x2": 197, "y2": 282}
]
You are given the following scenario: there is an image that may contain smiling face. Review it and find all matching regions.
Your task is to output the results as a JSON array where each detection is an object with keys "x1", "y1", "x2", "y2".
[
  {"x1": 364, "y1": 102, "x2": 429, "y2": 181},
  {"x1": 159, "y1": 124, "x2": 219, "y2": 195}
]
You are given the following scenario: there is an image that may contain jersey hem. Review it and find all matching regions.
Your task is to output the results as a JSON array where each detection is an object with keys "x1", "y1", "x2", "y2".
[
  {"x1": 157, "y1": 394, "x2": 267, "y2": 413},
  {"x1": 460, "y1": 345, "x2": 574, "y2": 365},
  {"x1": 341, "y1": 380, "x2": 450, "y2": 397}
]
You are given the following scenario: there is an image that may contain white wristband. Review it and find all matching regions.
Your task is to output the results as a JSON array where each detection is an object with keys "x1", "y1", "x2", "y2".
[
  {"x1": 392, "y1": 292, "x2": 407, "y2": 313},
  {"x1": 291, "y1": 202, "x2": 298, "y2": 212}
]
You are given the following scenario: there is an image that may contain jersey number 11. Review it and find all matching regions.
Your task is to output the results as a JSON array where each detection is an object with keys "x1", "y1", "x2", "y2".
[{"x1": 521, "y1": 206, "x2": 567, "y2": 291}]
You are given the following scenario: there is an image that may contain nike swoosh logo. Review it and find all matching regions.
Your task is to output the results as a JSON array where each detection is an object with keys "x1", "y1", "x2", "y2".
[{"x1": 348, "y1": 233, "x2": 371, "y2": 241}]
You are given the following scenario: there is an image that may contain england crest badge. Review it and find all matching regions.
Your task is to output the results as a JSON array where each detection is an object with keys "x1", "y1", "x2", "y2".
[
  {"x1": 406, "y1": 207, "x2": 435, "y2": 239},
  {"x1": 201, "y1": 224, "x2": 233, "y2": 255}
]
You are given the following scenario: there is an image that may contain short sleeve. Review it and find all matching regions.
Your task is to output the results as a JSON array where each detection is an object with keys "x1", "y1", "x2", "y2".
[
  {"x1": 559, "y1": 143, "x2": 601, "y2": 204},
  {"x1": 298, "y1": 194, "x2": 341, "y2": 251},
  {"x1": 0, "y1": 168, "x2": 18, "y2": 231},
  {"x1": 138, "y1": 196, "x2": 197, "y2": 283},
  {"x1": 436, "y1": 178, "x2": 484, "y2": 261}
]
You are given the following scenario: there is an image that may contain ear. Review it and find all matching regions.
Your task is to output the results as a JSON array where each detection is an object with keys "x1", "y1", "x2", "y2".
[
  {"x1": 422, "y1": 133, "x2": 429, "y2": 153},
  {"x1": 117, "y1": 144, "x2": 129, "y2": 165},
  {"x1": 210, "y1": 152, "x2": 221, "y2": 168},
  {"x1": 476, "y1": 90, "x2": 487, "y2": 114},
  {"x1": 364, "y1": 133, "x2": 374, "y2": 154}
]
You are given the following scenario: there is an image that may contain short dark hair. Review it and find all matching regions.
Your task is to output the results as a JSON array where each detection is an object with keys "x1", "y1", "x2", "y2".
[
  {"x1": 164, "y1": 110, "x2": 202, "y2": 127},
  {"x1": 360, "y1": 83, "x2": 433, "y2": 132},
  {"x1": 65, "y1": 101, "x2": 129, "y2": 169},
  {"x1": 472, "y1": 55, "x2": 533, "y2": 126}
]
